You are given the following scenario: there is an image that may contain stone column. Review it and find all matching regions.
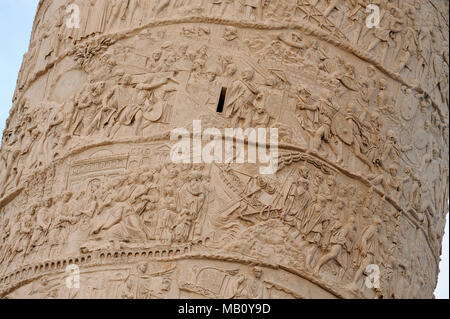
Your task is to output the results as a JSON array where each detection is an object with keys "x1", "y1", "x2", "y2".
[{"x1": 0, "y1": 0, "x2": 448, "y2": 299}]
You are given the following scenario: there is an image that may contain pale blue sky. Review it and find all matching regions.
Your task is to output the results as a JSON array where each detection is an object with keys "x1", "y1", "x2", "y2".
[
  {"x1": 0, "y1": 0, "x2": 39, "y2": 136},
  {"x1": 0, "y1": 0, "x2": 448, "y2": 299}
]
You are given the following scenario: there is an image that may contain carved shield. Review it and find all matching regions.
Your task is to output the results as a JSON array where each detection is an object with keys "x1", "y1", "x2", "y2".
[
  {"x1": 331, "y1": 113, "x2": 353, "y2": 145},
  {"x1": 142, "y1": 101, "x2": 164, "y2": 122},
  {"x1": 400, "y1": 100, "x2": 417, "y2": 121}
]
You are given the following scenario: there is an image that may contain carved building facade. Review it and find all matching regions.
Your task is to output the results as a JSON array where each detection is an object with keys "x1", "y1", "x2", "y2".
[{"x1": 0, "y1": 0, "x2": 448, "y2": 299}]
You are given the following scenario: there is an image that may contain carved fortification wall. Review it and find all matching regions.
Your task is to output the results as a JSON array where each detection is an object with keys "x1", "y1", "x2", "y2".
[{"x1": 0, "y1": 0, "x2": 448, "y2": 299}]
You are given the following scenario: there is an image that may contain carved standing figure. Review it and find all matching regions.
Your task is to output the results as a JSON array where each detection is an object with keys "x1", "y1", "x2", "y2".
[{"x1": 349, "y1": 215, "x2": 382, "y2": 291}]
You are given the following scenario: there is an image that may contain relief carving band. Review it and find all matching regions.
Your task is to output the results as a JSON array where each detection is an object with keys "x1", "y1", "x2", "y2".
[{"x1": 0, "y1": 0, "x2": 448, "y2": 299}]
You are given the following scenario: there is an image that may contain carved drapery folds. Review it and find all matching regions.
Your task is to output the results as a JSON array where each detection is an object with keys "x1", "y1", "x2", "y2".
[{"x1": 0, "y1": 0, "x2": 448, "y2": 299}]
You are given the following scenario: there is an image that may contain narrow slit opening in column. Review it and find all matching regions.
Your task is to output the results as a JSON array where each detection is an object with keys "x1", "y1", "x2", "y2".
[{"x1": 217, "y1": 87, "x2": 227, "y2": 113}]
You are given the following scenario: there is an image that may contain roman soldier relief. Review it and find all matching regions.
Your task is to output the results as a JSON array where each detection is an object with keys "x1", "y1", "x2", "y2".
[{"x1": 0, "y1": 0, "x2": 448, "y2": 299}]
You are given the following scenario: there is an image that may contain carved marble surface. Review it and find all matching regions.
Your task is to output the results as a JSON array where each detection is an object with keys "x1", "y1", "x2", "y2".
[{"x1": 0, "y1": 0, "x2": 448, "y2": 299}]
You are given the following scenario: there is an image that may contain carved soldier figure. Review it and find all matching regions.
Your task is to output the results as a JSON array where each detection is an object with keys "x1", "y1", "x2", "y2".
[
  {"x1": 350, "y1": 215, "x2": 382, "y2": 291},
  {"x1": 0, "y1": 131, "x2": 21, "y2": 196},
  {"x1": 48, "y1": 192, "x2": 78, "y2": 258},
  {"x1": 148, "y1": 277, "x2": 173, "y2": 299},
  {"x1": 380, "y1": 129, "x2": 411, "y2": 170},
  {"x1": 303, "y1": 195, "x2": 330, "y2": 270},
  {"x1": 87, "y1": 191, "x2": 149, "y2": 250},
  {"x1": 174, "y1": 204, "x2": 193, "y2": 243},
  {"x1": 224, "y1": 273, "x2": 246, "y2": 299},
  {"x1": 367, "y1": 5, "x2": 404, "y2": 63},
  {"x1": 429, "y1": 37, "x2": 450, "y2": 104},
  {"x1": 313, "y1": 216, "x2": 356, "y2": 278},
  {"x1": 414, "y1": 21, "x2": 432, "y2": 82},
  {"x1": 84, "y1": 0, "x2": 109, "y2": 36},
  {"x1": 0, "y1": 215, "x2": 11, "y2": 266},
  {"x1": 119, "y1": 74, "x2": 176, "y2": 136},
  {"x1": 154, "y1": 199, "x2": 176, "y2": 244},
  {"x1": 250, "y1": 94, "x2": 272, "y2": 128},
  {"x1": 72, "y1": 81, "x2": 106, "y2": 137},
  {"x1": 283, "y1": 167, "x2": 312, "y2": 231},
  {"x1": 131, "y1": 262, "x2": 153, "y2": 299},
  {"x1": 57, "y1": 4, "x2": 77, "y2": 47},
  {"x1": 176, "y1": 171, "x2": 206, "y2": 241},
  {"x1": 298, "y1": 94, "x2": 342, "y2": 162},
  {"x1": 362, "y1": 111, "x2": 382, "y2": 166},
  {"x1": 7, "y1": 211, "x2": 32, "y2": 267},
  {"x1": 345, "y1": 0, "x2": 369, "y2": 45},
  {"x1": 209, "y1": 0, "x2": 233, "y2": 16},
  {"x1": 241, "y1": 0, "x2": 263, "y2": 21},
  {"x1": 395, "y1": 27, "x2": 416, "y2": 74},
  {"x1": 338, "y1": 103, "x2": 373, "y2": 171},
  {"x1": 131, "y1": 172, "x2": 160, "y2": 218},
  {"x1": 357, "y1": 65, "x2": 377, "y2": 107},
  {"x1": 107, "y1": 0, "x2": 129, "y2": 30},
  {"x1": 385, "y1": 165, "x2": 403, "y2": 203},
  {"x1": 0, "y1": 213, "x2": 19, "y2": 270},
  {"x1": 126, "y1": 0, "x2": 144, "y2": 27},
  {"x1": 224, "y1": 69, "x2": 259, "y2": 127},
  {"x1": 245, "y1": 267, "x2": 266, "y2": 299},
  {"x1": 89, "y1": 75, "x2": 129, "y2": 138},
  {"x1": 335, "y1": 60, "x2": 358, "y2": 92},
  {"x1": 27, "y1": 198, "x2": 53, "y2": 259},
  {"x1": 42, "y1": 106, "x2": 64, "y2": 164}
]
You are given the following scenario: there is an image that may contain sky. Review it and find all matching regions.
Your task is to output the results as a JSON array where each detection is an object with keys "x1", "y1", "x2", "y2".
[
  {"x1": 0, "y1": 0, "x2": 448, "y2": 299},
  {"x1": 0, "y1": 0, "x2": 39, "y2": 136}
]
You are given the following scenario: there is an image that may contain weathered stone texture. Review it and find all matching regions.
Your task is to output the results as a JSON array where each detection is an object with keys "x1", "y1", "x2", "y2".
[{"x1": 0, "y1": 0, "x2": 448, "y2": 299}]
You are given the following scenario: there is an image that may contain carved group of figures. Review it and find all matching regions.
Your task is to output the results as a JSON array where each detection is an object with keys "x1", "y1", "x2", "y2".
[
  {"x1": 320, "y1": 0, "x2": 448, "y2": 104},
  {"x1": 216, "y1": 28, "x2": 448, "y2": 236},
  {"x1": 20, "y1": 262, "x2": 176, "y2": 299},
  {"x1": 17, "y1": 0, "x2": 449, "y2": 107},
  {"x1": 1, "y1": 22, "x2": 447, "y2": 279},
  {"x1": 2, "y1": 46, "x2": 182, "y2": 197},
  {"x1": 23, "y1": 0, "x2": 268, "y2": 87},
  {"x1": 214, "y1": 25, "x2": 447, "y2": 191},
  {"x1": 0, "y1": 159, "x2": 214, "y2": 274},
  {"x1": 247, "y1": 0, "x2": 449, "y2": 99},
  {"x1": 0, "y1": 158, "x2": 437, "y2": 298},
  {"x1": 3, "y1": 35, "x2": 280, "y2": 197},
  {"x1": 18, "y1": 262, "x2": 282, "y2": 299},
  {"x1": 181, "y1": 265, "x2": 268, "y2": 299},
  {"x1": 294, "y1": 75, "x2": 447, "y2": 207},
  {"x1": 219, "y1": 162, "x2": 435, "y2": 298},
  {"x1": 82, "y1": 160, "x2": 214, "y2": 251}
]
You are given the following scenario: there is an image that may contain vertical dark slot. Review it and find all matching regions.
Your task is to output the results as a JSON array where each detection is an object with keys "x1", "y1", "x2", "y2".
[{"x1": 217, "y1": 87, "x2": 227, "y2": 113}]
